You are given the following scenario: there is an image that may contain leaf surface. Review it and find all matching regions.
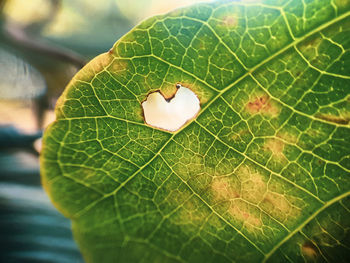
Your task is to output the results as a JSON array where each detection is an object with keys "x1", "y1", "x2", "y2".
[{"x1": 41, "y1": 0, "x2": 350, "y2": 262}]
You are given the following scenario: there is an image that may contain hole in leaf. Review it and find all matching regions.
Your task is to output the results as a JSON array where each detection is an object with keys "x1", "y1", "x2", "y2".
[{"x1": 142, "y1": 84, "x2": 200, "y2": 132}]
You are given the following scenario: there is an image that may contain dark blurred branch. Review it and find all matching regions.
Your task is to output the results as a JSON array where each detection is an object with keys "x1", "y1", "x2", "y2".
[
  {"x1": 3, "y1": 21, "x2": 86, "y2": 68},
  {"x1": 0, "y1": 0, "x2": 85, "y2": 67}
]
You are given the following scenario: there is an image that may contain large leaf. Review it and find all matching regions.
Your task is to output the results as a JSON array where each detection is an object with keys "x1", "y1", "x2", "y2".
[{"x1": 40, "y1": 0, "x2": 350, "y2": 262}]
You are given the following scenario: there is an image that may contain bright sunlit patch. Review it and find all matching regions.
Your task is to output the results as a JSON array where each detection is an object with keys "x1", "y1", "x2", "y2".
[
  {"x1": 116, "y1": 0, "x2": 214, "y2": 23},
  {"x1": 3, "y1": 0, "x2": 51, "y2": 25},
  {"x1": 43, "y1": 7, "x2": 86, "y2": 37},
  {"x1": 142, "y1": 84, "x2": 200, "y2": 132}
]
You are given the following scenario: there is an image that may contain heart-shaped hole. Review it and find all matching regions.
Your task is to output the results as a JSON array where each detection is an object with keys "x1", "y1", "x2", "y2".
[{"x1": 142, "y1": 84, "x2": 200, "y2": 132}]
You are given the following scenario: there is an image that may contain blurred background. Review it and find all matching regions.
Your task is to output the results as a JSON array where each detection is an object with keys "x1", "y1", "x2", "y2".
[{"x1": 0, "y1": 0, "x2": 209, "y2": 262}]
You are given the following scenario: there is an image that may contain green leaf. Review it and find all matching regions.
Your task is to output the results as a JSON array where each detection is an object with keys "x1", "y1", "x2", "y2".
[{"x1": 40, "y1": 0, "x2": 350, "y2": 262}]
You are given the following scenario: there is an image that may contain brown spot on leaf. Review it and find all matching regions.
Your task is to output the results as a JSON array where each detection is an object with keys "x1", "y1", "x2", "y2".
[
  {"x1": 222, "y1": 15, "x2": 238, "y2": 27},
  {"x1": 264, "y1": 139, "x2": 285, "y2": 157},
  {"x1": 262, "y1": 192, "x2": 300, "y2": 223},
  {"x1": 211, "y1": 177, "x2": 240, "y2": 201},
  {"x1": 236, "y1": 165, "x2": 267, "y2": 204},
  {"x1": 229, "y1": 201, "x2": 262, "y2": 228},
  {"x1": 246, "y1": 95, "x2": 279, "y2": 116},
  {"x1": 301, "y1": 242, "x2": 318, "y2": 260}
]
